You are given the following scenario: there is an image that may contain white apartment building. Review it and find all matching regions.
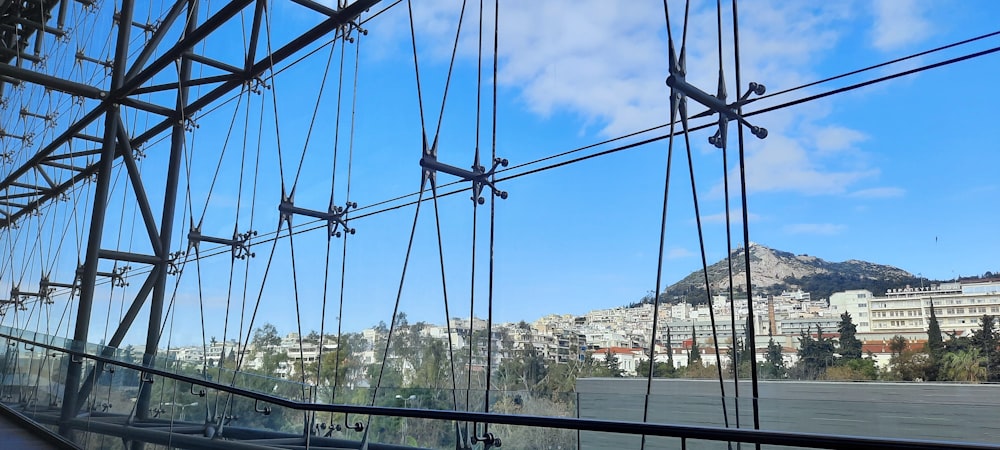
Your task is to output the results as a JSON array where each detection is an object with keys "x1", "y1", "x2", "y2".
[
  {"x1": 866, "y1": 281, "x2": 1000, "y2": 335},
  {"x1": 829, "y1": 290, "x2": 873, "y2": 332}
]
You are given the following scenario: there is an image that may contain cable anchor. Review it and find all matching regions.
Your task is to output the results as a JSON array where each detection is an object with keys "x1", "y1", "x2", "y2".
[
  {"x1": 166, "y1": 251, "x2": 185, "y2": 275},
  {"x1": 113, "y1": 11, "x2": 158, "y2": 35},
  {"x1": 19, "y1": 108, "x2": 56, "y2": 128},
  {"x1": 94, "y1": 265, "x2": 130, "y2": 287},
  {"x1": 0, "y1": 129, "x2": 34, "y2": 146},
  {"x1": 278, "y1": 195, "x2": 356, "y2": 238},
  {"x1": 340, "y1": 20, "x2": 368, "y2": 43},
  {"x1": 247, "y1": 77, "x2": 270, "y2": 94},
  {"x1": 74, "y1": 48, "x2": 113, "y2": 70},
  {"x1": 10, "y1": 286, "x2": 43, "y2": 308},
  {"x1": 419, "y1": 137, "x2": 508, "y2": 204},
  {"x1": 665, "y1": 46, "x2": 767, "y2": 149},
  {"x1": 38, "y1": 275, "x2": 77, "y2": 304},
  {"x1": 188, "y1": 224, "x2": 256, "y2": 259}
]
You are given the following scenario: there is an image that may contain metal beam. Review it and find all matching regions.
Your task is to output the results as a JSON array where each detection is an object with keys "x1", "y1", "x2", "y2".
[
  {"x1": 135, "y1": 0, "x2": 198, "y2": 425},
  {"x1": 0, "y1": 0, "x2": 381, "y2": 229},
  {"x1": 116, "y1": 119, "x2": 163, "y2": 257},
  {"x1": 74, "y1": 269, "x2": 158, "y2": 411},
  {"x1": 0, "y1": 107, "x2": 105, "y2": 227},
  {"x1": 0, "y1": 63, "x2": 106, "y2": 99},
  {"x1": 133, "y1": 0, "x2": 381, "y2": 146},
  {"x1": 130, "y1": 73, "x2": 237, "y2": 95},
  {"x1": 121, "y1": 0, "x2": 254, "y2": 94},
  {"x1": 59, "y1": 0, "x2": 135, "y2": 433},
  {"x1": 96, "y1": 249, "x2": 160, "y2": 265},
  {"x1": 183, "y1": 51, "x2": 243, "y2": 73}
]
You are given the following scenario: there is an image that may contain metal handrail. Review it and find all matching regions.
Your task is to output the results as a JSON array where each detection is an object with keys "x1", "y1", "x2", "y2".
[{"x1": 1, "y1": 330, "x2": 997, "y2": 450}]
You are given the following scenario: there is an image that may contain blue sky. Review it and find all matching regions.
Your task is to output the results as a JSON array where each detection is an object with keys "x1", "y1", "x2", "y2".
[{"x1": 3, "y1": 0, "x2": 1000, "y2": 348}]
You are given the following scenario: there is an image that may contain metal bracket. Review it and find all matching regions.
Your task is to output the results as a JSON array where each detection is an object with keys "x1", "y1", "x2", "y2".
[
  {"x1": 166, "y1": 250, "x2": 185, "y2": 275},
  {"x1": 75, "y1": 48, "x2": 113, "y2": 69},
  {"x1": 0, "y1": 298, "x2": 27, "y2": 314},
  {"x1": 190, "y1": 384, "x2": 206, "y2": 397},
  {"x1": 39, "y1": 275, "x2": 79, "y2": 304},
  {"x1": 339, "y1": 20, "x2": 368, "y2": 43},
  {"x1": 248, "y1": 77, "x2": 270, "y2": 95},
  {"x1": 664, "y1": 45, "x2": 767, "y2": 149},
  {"x1": 140, "y1": 372, "x2": 155, "y2": 384},
  {"x1": 11, "y1": 286, "x2": 43, "y2": 303},
  {"x1": 344, "y1": 413, "x2": 364, "y2": 432},
  {"x1": 19, "y1": 108, "x2": 56, "y2": 128},
  {"x1": 472, "y1": 432, "x2": 502, "y2": 448},
  {"x1": 419, "y1": 137, "x2": 508, "y2": 204},
  {"x1": 113, "y1": 11, "x2": 158, "y2": 35},
  {"x1": 188, "y1": 224, "x2": 256, "y2": 259},
  {"x1": 87, "y1": 265, "x2": 130, "y2": 287},
  {"x1": 0, "y1": 129, "x2": 34, "y2": 146},
  {"x1": 254, "y1": 399, "x2": 271, "y2": 416},
  {"x1": 278, "y1": 195, "x2": 356, "y2": 238}
]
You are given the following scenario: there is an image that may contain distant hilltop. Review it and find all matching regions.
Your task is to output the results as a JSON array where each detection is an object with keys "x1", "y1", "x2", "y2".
[{"x1": 654, "y1": 243, "x2": 925, "y2": 305}]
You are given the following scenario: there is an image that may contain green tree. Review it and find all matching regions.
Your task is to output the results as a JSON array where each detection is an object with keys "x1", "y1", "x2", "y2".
[
  {"x1": 824, "y1": 357, "x2": 878, "y2": 380},
  {"x1": 941, "y1": 348, "x2": 987, "y2": 382},
  {"x1": 888, "y1": 335, "x2": 908, "y2": 357},
  {"x1": 889, "y1": 349, "x2": 933, "y2": 381},
  {"x1": 926, "y1": 300, "x2": 944, "y2": 380},
  {"x1": 250, "y1": 323, "x2": 287, "y2": 377},
  {"x1": 971, "y1": 315, "x2": 999, "y2": 381},
  {"x1": 731, "y1": 316, "x2": 755, "y2": 378},
  {"x1": 688, "y1": 325, "x2": 701, "y2": 366},
  {"x1": 760, "y1": 338, "x2": 785, "y2": 379},
  {"x1": 252, "y1": 323, "x2": 282, "y2": 348},
  {"x1": 495, "y1": 336, "x2": 548, "y2": 397},
  {"x1": 665, "y1": 327, "x2": 675, "y2": 370},
  {"x1": 837, "y1": 312, "x2": 862, "y2": 360},
  {"x1": 539, "y1": 363, "x2": 578, "y2": 394},
  {"x1": 793, "y1": 325, "x2": 836, "y2": 380},
  {"x1": 637, "y1": 358, "x2": 674, "y2": 378},
  {"x1": 603, "y1": 349, "x2": 624, "y2": 378}
]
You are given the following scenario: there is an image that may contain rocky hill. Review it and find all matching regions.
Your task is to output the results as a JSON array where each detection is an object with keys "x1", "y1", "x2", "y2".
[{"x1": 656, "y1": 243, "x2": 925, "y2": 305}]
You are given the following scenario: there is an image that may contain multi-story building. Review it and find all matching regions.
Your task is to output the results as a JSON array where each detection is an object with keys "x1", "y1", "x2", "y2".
[
  {"x1": 866, "y1": 281, "x2": 1000, "y2": 336},
  {"x1": 829, "y1": 290, "x2": 873, "y2": 332}
]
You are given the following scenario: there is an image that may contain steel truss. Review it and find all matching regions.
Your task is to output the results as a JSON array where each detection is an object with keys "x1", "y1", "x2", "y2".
[
  {"x1": 0, "y1": 0, "x2": 380, "y2": 443},
  {"x1": 1, "y1": 0, "x2": 998, "y2": 449}
]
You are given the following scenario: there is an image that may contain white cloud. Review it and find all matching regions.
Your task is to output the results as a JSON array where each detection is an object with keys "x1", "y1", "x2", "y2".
[
  {"x1": 814, "y1": 126, "x2": 867, "y2": 154},
  {"x1": 738, "y1": 130, "x2": 878, "y2": 195},
  {"x1": 784, "y1": 223, "x2": 847, "y2": 235},
  {"x1": 667, "y1": 247, "x2": 695, "y2": 259},
  {"x1": 398, "y1": 0, "x2": 887, "y2": 196},
  {"x1": 701, "y1": 209, "x2": 761, "y2": 225},
  {"x1": 849, "y1": 187, "x2": 905, "y2": 199},
  {"x1": 870, "y1": 0, "x2": 932, "y2": 52}
]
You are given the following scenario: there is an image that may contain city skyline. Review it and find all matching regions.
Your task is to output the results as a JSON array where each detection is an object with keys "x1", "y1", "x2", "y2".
[{"x1": 2, "y1": 0, "x2": 999, "y2": 366}]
